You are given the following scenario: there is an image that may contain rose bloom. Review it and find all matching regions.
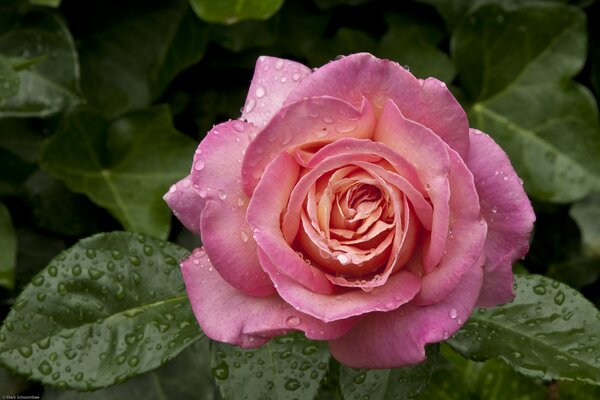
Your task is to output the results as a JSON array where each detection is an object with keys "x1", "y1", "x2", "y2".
[{"x1": 165, "y1": 53, "x2": 534, "y2": 368}]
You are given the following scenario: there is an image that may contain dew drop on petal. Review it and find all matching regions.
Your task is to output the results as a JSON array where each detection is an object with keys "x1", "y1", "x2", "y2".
[
  {"x1": 244, "y1": 98, "x2": 256, "y2": 113},
  {"x1": 233, "y1": 121, "x2": 244, "y2": 132},
  {"x1": 218, "y1": 190, "x2": 227, "y2": 200},
  {"x1": 194, "y1": 160, "x2": 205, "y2": 171},
  {"x1": 292, "y1": 73, "x2": 301, "y2": 81},
  {"x1": 449, "y1": 308, "x2": 458, "y2": 319},
  {"x1": 255, "y1": 86, "x2": 266, "y2": 98},
  {"x1": 286, "y1": 316, "x2": 301, "y2": 327},
  {"x1": 240, "y1": 231, "x2": 249, "y2": 243},
  {"x1": 337, "y1": 253, "x2": 350, "y2": 265}
]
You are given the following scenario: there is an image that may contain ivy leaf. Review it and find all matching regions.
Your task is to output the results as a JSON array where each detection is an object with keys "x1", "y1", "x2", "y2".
[
  {"x1": 339, "y1": 345, "x2": 438, "y2": 400},
  {"x1": 0, "y1": 10, "x2": 81, "y2": 117},
  {"x1": 420, "y1": 345, "x2": 547, "y2": 400},
  {"x1": 211, "y1": 333, "x2": 330, "y2": 400},
  {"x1": 377, "y1": 13, "x2": 455, "y2": 82},
  {"x1": 44, "y1": 338, "x2": 219, "y2": 400},
  {"x1": 570, "y1": 192, "x2": 600, "y2": 257},
  {"x1": 76, "y1": 0, "x2": 208, "y2": 118},
  {"x1": 0, "y1": 202, "x2": 16, "y2": 290},
  {"x1": 30, "y1": 0, "x2": 61, "y2": 7},
  {"x1": 452, "y1": 3, "x2": 600, "y2": 202},
  {"x1": 40, "y1": 106, "x2": 196, "y2": 239},
  {"x1": 447, "y1": 274, "x2": 600, "y2": 385},
  {"x1": 189, "y1": 0, "x2": 284, "y2": 24},
  {"x1": 0, "y1": 232, "x2": 201, "y2": 390}
]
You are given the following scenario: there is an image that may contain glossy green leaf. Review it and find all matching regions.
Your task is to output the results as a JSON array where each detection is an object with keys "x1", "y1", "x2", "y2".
[
  {"x1": 555, "y1": 380, "x2": 600, "y2": 400},
  {"x1": 377, "y1": 14, "x2": 455, "y2": 82},
  {"x1": 25, "y1": 170, "x2": 110, "y2": 236},
  {"x1": 453, "y1": 3, "x2": 600, "y2": 202},
  {"x1": 570, "y1": 193, "x2": 600, "y2": 256},
  {"x1": 189, "y1": 0, "x2": 284, "y2": 24},
  {"x1": 77, "y1": 0, "x2": 208, "y2": 118},
  {"x1": 547, "y1": 256, "x2": 600, "y2": 290},
  {"x1": 421, "y1": 345, "x2": 546, "y2": 400},
  {"x1": 305, "y1": 28, "x2": 376, "y2": 67},
  {"x1": 0, "y1": 202, "x2": 16, "y2": 289},
  {"x1": 339, "y1": 345, "x2": 438, "y2": 400},
  {"x1": 44, "y1": 338, "x2": 219, "y2": 400},
  {"x1": 0, "y1": 10, "x2": 81, "y2": 117},
  {"x1": 30, "y1": 0, "x2": 61, "y2": 7},
  {"x1": 40, "y1": 106, "x2": 196, "y2": 239},
  {"x1": 0, "y1": 56, "x2": 19, "y2": 101},
  {"x1": 0, "y1": 232, "x2": 201, "y2": 390},
  {"x1": 448, "y1": 274, "x2": 600, "y2": 385},
  {"x1": 211, "y1": 333, "x2": 330, "y2": 400}
]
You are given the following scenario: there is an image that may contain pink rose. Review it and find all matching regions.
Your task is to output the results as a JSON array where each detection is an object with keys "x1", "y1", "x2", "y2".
[{"x1": 165, "y1": 53, "x2": 535, "y2": 368}]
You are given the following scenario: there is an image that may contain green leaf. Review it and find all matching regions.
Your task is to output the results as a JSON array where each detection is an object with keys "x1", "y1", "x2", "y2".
[
  {"x1": 377, "y1": 14, "x2": 456, "y2": 82},
  {"x1": 0, "y1": 56, "x2": 19, "y2": 101},
  {"x1": 547, "y1": 256, "x2": 600, "y2": 290},
  {"x1": 447, "y1": 274, "x2": 600, "y2": 385},
  {"x1": 25, "y1": 170, "x2": 111, "y2": 236},
  {"x1": 44, "y1": 338, "x2": 219, "y2": 400},
  {"x1": 0, "y1": 10, "x2": 81, "y2": 117},
  {"x1": 570, "y1": 192, "x2": 600, "y2": 256},
  {"x1": 77, "y1": 0, "x2": 208, "y2": 118},
  {"x1": 555, "y1": 380, "x2": 600, "y2": 400},
  {"x1": 453, "y1": 3, "x2": 600, "y2": 202},
  {"x1": 40, "y1": 106, "x2": 196, "y2": 239},
  {"x1": 0, "y1": 232, "x2": 201, "y2": 390},
  {"x1": 30, "y1": 0, "x2": 61, "y2": 7},
  {"x1": 189, "y1": 0, "x2": 284, "y2": 24},
  {"x1": 0, "y1": 202, "x2": 16, "y2": 290},
  {"x1": 211, "y1": 333, "x2": 330, "y2": 400},
  {"x1": 420, "y1": 345, "x2": 546, "y2": 400},
  {"x1": 305, "y1": 28, "x2": 376, "y2": 67},
  {"x1": 339, "y1": 345, "x2": 438, "y2": 400}
]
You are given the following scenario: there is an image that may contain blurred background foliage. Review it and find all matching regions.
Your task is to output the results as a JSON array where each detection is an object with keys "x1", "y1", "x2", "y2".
[{"x1": 1, "y1": 0, "x2": 600, "y2": 398}]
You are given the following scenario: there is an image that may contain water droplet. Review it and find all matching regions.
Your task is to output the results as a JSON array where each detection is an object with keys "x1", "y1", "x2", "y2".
[
  {"x1": 32, "y1": 276, "x2": 45, "y2": 286},
  {"x1": 241, "y1": 231, "x2": 249, "y2": 242},
  {"x1": 285, "y1": 379, "x2": 301, "y2": 391},
  {"x1": 244, "y1": 98, "x2": 256, "y2": 113},
  {"x1": 255, "y1": 86, "x2": 266, "y2": 98},
  {"x1": 336, "y1": 253, "x2": 350, "y2": 265},
  {"x1": 38, "y1": 361, "x2": 53, "y2": 375},
  {"x1": 323, "y1": 116, "x2": 334, "y2": 124},
  {"x1": 129, "y1": 256, "x2": 141, "y2": 266},
  {"x1": 48, "y1": 265, "x2": 58, "y2": 277},
  {"x1": 286, "y1": 316, "x2": 301, "y2": 327},
  {"x1": 18, "y1": 346, "x2": 32, "y2": 358},
  {"x1": 57, "y1": 283, "x2": 68, "y2": 296},
  {"x1": 232, "y1": 121, "x2": 244, "y2": 132},
  {"x1": 86, "y1": 249, "x2": 96, "y2": 259},
  {"x1": 218, "y1": 190, "x2": 227, "y2": 200},
  {"x1": 88, "y1": 268, "x2": 104, "y2": 280},
  {"x1": 274, "y1": 59, "x2": 284, "y2": 70},
  {"x1": 533, "y1": 284, "x2": 546, "y2": 295},
  {"x1": 74, "y1": 372, "x2": 84, "y2": 381},
  {"x1": 302, "y1": 345, "x2": 318, "y2": 355},
  {"x1": 354, "y1": 373, "x2": 366, "y2": 384},
  {"x1": 554, "y1": 291, "x2": 565, "y2": 305},
  {"x1": 440, "y1": 82, "x2": 447, "y2": 88},
  {"x1": 36, "y1": 293, "x2": 47, "y2": 302},
  {"x1": 403, "y1": 65, "x2": 410, "y2": 71},
  {"x1": 194, "y1": 160, "x2": 205, "y2": 171},
  {"x1": 72, "y1": 264, "x2": 82, "y2": 276},
  {"x1": 128, "y1": 356, "x2": 140, "y2": 367},
  {"x1": 292, "y1": 73, "x2": 301, "y2": 81},
  {"x1": 212, "y1": 361, "x2": 229, "y2": 380},
  {"x1": 449, "y1": 308, "x2": 458, "y2": 319}
]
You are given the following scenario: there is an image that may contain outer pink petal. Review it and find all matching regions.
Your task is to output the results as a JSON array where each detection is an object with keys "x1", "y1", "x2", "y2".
[
  {"x1": 258, "y1": 248, "x2": 421, "y2": 323},
  {"x1": 247, "y1": 152, "x2": 335, "y2": 294},
  {"x1": 285, "y1": 53, "x2": 469, "y2": 158},
  {"x1": 467, "y1": 129, "x2": 535, "y2": 306},
  {"x1": 477, "y1": 254, "x2": 515, "y2": 307},
  {"x1": 163, "y1": 175, "x2": 204, "y2": 234},
  {"x1": 241, "y1": 56, "x2": 312, "y2": 129},
  {"x1": 181, "y1": 248, "x2": 356, "y2": 348},
  {"x1": 193, "y1": 120, "x2": 274, "y2": 297},
  {"x1": 329, "y1": 261, "x2": 484, "y2": 368},
  {"x1": 414, "y1": 149, "x2": 487, "y2": 305},
  {"x1": 242, "y1": 96, "x2": 376, "y2": 196}
]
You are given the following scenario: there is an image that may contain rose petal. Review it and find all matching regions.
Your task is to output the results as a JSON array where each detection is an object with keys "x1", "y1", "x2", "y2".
[
  {"x1": 413, "y1": 149, "x2": 487, "y2": 305},
  {"x1": 258, "y1": 248, "x2": 421, "y2": 322},
  {"x1": 181, "y1": 248, "x2": 356, "y2": 348},
  {"x1": 163, "y1": 175, "x2": 204, "y2": 234},
  {"x1": 374, "y1": 100, "x2": 451, "y2": 273},
  {"x1": 476, "y1": 253, "x2": 515, "y2": 307},
  {"x1": 192, "y1": 120, "x2": 274, "y2": 297},
  {"x1": 241, "y1": 56, "x2": 312, "y2": 129},
  {"x1": 241, "y1": 96, "x2": 376, "y2": 196},
  {"x1": 285, "y1": 53, "x2": 469, "y2": 158},
  {"x1": 247, "y1": 152, "x2": 335, "y2": 294},
  {"x1": 467, "y1": 129, "x2": 535, "y2": 306},
  {"x1": 329, "y1": 261, "x2": 484, "y2": 368}
]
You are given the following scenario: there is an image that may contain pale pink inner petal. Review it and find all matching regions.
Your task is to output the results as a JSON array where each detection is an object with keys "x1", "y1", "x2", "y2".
[{"x1": 241, "y1": 96, "x2": 376, "y2": 196}]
